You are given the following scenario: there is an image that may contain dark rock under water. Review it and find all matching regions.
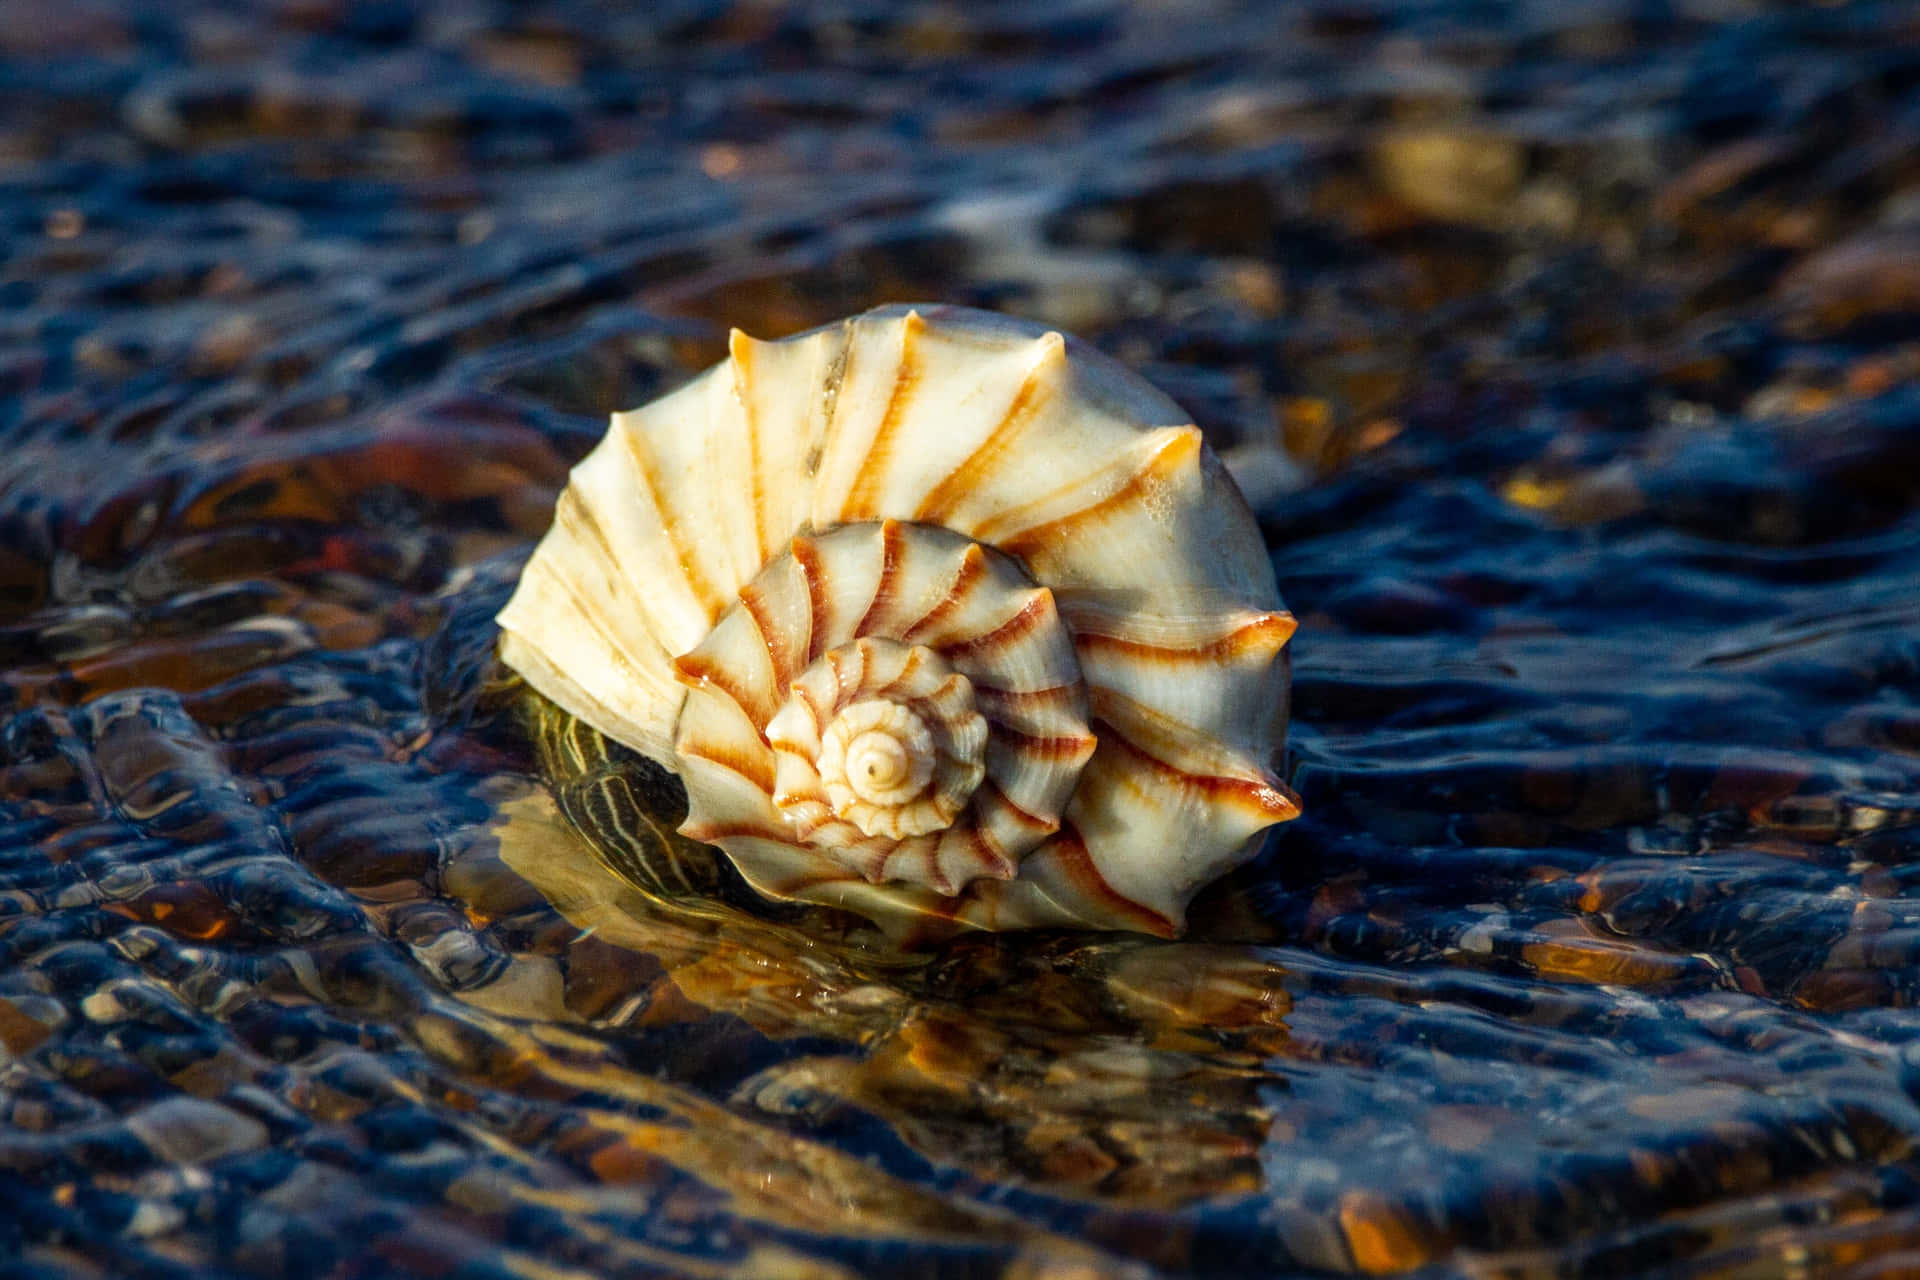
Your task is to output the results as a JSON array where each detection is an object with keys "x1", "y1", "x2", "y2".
[{"x1": 6, "y1": 1, "x2": 1920, "y2": 1276}]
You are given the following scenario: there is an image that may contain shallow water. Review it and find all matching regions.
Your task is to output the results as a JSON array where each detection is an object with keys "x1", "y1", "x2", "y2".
[{"x1": 7, "y1": 1, "x2": 1920, "y2": 1276}]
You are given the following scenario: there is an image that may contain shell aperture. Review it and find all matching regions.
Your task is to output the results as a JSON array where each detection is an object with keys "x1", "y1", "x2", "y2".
[{"x1": 497, "y1": 304, "x2": 1298, "y2": 941}]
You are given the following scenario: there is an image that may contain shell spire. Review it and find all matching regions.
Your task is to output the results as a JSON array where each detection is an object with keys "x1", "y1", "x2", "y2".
[{"x1": 497, "y1": 304, "x2": 1298, "y2": 941}]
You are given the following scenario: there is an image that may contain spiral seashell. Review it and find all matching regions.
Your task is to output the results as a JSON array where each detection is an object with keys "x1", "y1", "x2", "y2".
[{"x1": 497, "y1": 304, "x2": 1298, "y2": 940}]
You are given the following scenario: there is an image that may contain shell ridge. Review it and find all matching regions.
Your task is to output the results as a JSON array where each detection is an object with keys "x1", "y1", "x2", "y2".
[
  {"x1": 703, "y1": 336, "x2": 763, "y2": 589},
  {"x1": 806, "y1": 313, "x2": 881, "y2": 530},
  {"x1": 935, "y1": 826, "x2": 1006, "y2": 890},
  {"x1": 612, "y1": 411, "x2": 730, "y2": 624},
  {"x1": 842, "y1": 311, "x2": 926, "y2": 521},
  {"x1": 825, "y1": 643, "x2": 856, "y2": 701},
  {"x1": 674, "y1": 754, "x2": 776, "y2": 825},
  {"x1": 989, "y1": 425, "x2": 1204, "y2": 558},
  {"x1": 679, "y1": 816, "x2": 784, "y2": 845},
  {"x1": 538, "y1": 488, "x2": 687, "y2": 683},
  {"x1": 897, "y1": 541, "x2": 989, "y2": 646},
  {"x1": 670, "y1": 641, "x2": 778, "y2": 728},
  {"x1": 556, "y1": 443, "x2": 718, "y2": 660},
  {"x1": 976, "y1": 776, "x2": 1059, "y2": 838},
  {"x1": 498, "y1": 628, "x2": 674, "y2": 762},
  {"x1": 1085, "y1": 691, "x2": 1293, "y2": 807},
  {"x1": 937, "y1": 587, "x2": 1057, "y2": 666},
  {"x1": 732, "y1": 835, "x2": 866, "y2": 901},
  {"x1": 852, "y1": 518, "x2": 907, "y2": 639},
  {"x1": 1061, "y1": 745, "x2": 1282, "y2": 928},
  {"x1": 877, "y1": 835, "x2": 937, "y2": 886},
  {"x1": 727, "y1": 329, "x2": 771, "y2": 563},
  {"x1": 1026, "y1": 822, "x2": 1182, "y2": 937},
  {"x1": 913, "y1": 331, "x2": 1069, "y2": 525},
  {"x1": 501, "y1": 556, "x2": 678, "y2": 717},
  {"x1": 814, "y1": 316, "x2": 857, "y2": 463},
  {"x1": 668, "y1": 710, "x2": 771, "y2": 802},
  {"x1": 972, "y1": 683, "x2": 1087, "y2": 741},
  {"x1": 749, "y1": 327, "x2": 841, "y2": 554},
  {"x1": 734, "y1": 577, "x2": 795, "y2": 689},
  {"x1": 790, "y1": 534, "x2": 830, "y2": 662},
  {"x1": 1064, "y1": 596, "x2": 1289, "y2": 789},
  {"x1": 1064, "y1": 602, "x2": 1297, "y2": 659},
  {"x1": 955, "y1": 807, "x2": 1021, "y2": 879},
  {"x1": 988, "y1": 724, "x2": 1100, "y2": 766},
  {"x1": 875, "y1": 642, "x2": 929, "y2": 698},
  {"x1": 1088, "y1": 722, "x2": 1299, "y2": 829}
]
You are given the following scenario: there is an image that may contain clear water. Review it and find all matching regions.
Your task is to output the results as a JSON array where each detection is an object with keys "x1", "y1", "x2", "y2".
[{"x1": 6, "y1": 2, "x2": 1920, "y2": 1275}]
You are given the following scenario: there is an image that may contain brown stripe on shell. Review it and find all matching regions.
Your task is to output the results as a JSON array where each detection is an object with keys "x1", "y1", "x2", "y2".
[
  {"x1": 955, "y1": 811, "x2": 1018, "y2": 881},
  {"x1": 920, "y1": 670, "x2": 974, "y2": 721},
  {"x1": 992, "y1": 724, "x2": 1099, "y2": 767},
  {"x1": 767, "y1": 755, "x2": 819, "y2": 802},
  {"x1": 774, "y1": 799, "x2": 832, "y2": 839},
  {"x1": 1074, "y1": 610, "x2": 1297, "y2": 664},
  {"x1": 768, "y1": 737, "x2": 824, "y2": 795},
  {"x1": 914, "y1": 331, "x2": 1067, "y2": 525},
  {"x1": 727, "y1": 329, "x2": 770, "y2": 562},
  {"x1": 765, "y1": 866, "x2": 866, "y2": 897},
  {"x1": 786, "y1": 677, "x2": 830, "y2": 729},
  {"x1": 853, "y1": 519, "x2": 906, "y2": 639},
  {"x1": 1088, "y1": 682, "x2": 1280, "y2": 779},
  {"x1": 790, "y1": 534, "x2": 830, "y2": 663},
  {"x1": 842, "y1": 311, "x2": 926, "y2": 520},
  {"x1": 669, "y1": 651, "x2": 776, "y2": 727},
  {"x1": 937, "y1": 588, "x2": 1058, "y2": 665},
  {"x1": 975, "y1": 776, "x2": 1059, "y2": 839},
  {"x1": 826, "y1": 642, "x2": 863, "y2": 703},
  {"x1": 988, "y1": 425, "x2": 1204, "y2": 561},
  {"x1": 875, "y1": 833, "x2": 940, "y2": 887},
  {"x1": 616, "y1": 413, "x2": 728, "y2": 621},
  {"x1": 1091, "y1": 715, "x2": 1301, "y2": 824},
  {"x1": 924, "y1": 827, "x2": 996, "y2": 894},
  {"x1": 803, "y1": 819, "x2": 897, "y2": 882},
  {"x1": 972, "y1": 682, "x2": 1082, "y2": 727},
  {"x1": 1045, "y1": 822, "x2": 1180, "y2": 938},
  {"x1": 736, "y1": 578, "x2": 798, "y2": 690},
  {"x1": 874, "y1": 643, "x2": 930, "y2": 698},
  {"x1": 899, "y1": 541, "x2": 989, "y2": 644},
  {"x1": 674, "y1": 728, "x2": 776, "y2": 794}
]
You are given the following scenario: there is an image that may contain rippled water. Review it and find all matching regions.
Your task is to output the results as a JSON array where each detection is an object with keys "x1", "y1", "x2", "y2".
[{"x1": 7, "y1": 2, "x2": 1920, "y2": 1276}]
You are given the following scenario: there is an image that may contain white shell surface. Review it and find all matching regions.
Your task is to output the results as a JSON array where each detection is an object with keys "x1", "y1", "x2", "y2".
[{"x1": 496, "y1": 303, "x2": 1298, "y2": 941}]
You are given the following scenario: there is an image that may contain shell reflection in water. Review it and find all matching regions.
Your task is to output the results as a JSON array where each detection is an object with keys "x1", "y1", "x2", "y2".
[
  {"x1": 496, "y1": 304, "x2": 1299, "y2": 941},
  {"x1": 484, "y1": 777, "x2": 1292, "y2": 1211}
]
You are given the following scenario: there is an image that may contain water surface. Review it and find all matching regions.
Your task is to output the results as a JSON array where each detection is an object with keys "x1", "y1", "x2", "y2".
[{"x1": 6, "y1": 2, "x2": 1920, "y2": 1275}]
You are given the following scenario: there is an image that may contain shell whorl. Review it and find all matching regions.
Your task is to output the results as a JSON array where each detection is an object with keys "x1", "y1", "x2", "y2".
[
  {"x1": 497, "y1": 304, "x2": 1299, "y2": 941},
  {"x1": 672, "y1": 521, "x2": 1094, "y2": 899}
]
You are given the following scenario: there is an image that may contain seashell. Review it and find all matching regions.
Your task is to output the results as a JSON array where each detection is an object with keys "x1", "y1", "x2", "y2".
[{"x1": 496, "y1": 304, "x2": 1298, "y2": 941}]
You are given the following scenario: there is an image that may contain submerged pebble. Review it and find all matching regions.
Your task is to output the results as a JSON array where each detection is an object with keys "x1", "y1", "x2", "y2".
[{"x1": 5, "y1": 2, "x2": 1920, "y2": 1277}]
